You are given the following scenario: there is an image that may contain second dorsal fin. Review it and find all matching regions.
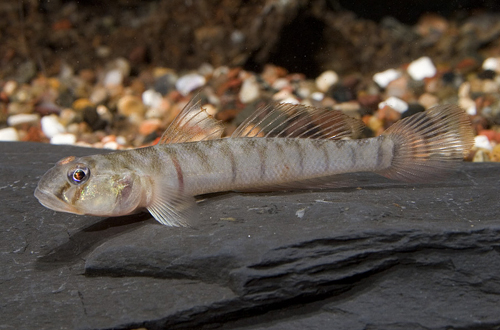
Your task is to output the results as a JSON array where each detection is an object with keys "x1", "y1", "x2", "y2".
[
  {"x1": 158, "y1": 95, "x2": 224, "y2": 144},
  {"x1": 231, "y1": 102, "x2": 364, "y2": 139}
]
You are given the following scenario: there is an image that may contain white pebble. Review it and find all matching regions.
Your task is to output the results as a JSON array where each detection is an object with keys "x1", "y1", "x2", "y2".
[
  {"x1": 142, "y1": 89, "x2": 163, "y2": 108},
  {"x1": 116, "y1": 136, "x2": 127, "y2": 145},
  {"x1": 279, "y1": 97, "x2": 300, "y2": 105},
  {"x1": 272, "y1": 89, "x2": 293, "y2": 101},
  {"x1": 198, "y1": 63, "x2": 214, "y2": 76},
  {"x1": 103, "y1": 69, "x2": 123, "y2": 87},
  {"x1": 459, "y1": 97, "x2": 476, "y2": 115},
  {"x1": 50, "y1": 133, "x2": 76, "y2": 145},
  {"x1": 373, "y1": 68, "x2": 401, "y2": 88},
  {"x1": 239, "y1": 77, "x2": 260, "y2": 103},
  {"x1": 474, "y1": 135, "x2": 492, "y2": 151},
  {"x1": 90, "y1": 86, "x2": 108, "y2": 104},
  {"x1": 296, "y1": 86, "x2": 312, "y2": 99},
  {"x1": 41, "y1": 115, "x2": 66, "y2": 139},
  {"x1": 315, "y1": 70, "x2": 338, "y2": 92},
  {"x1": 7, "y1": 113, "x2": 40, "y2": 126},
  {"x1": 407, "y1": 56, "x2": 436, "y2": 80},
  {"x1": 0, "y1": 127, "x2": 19, "y2": 141},
  {"x1": 311, "y1": 92, "x2": 324, "y2": 101},
  {"x1": 272, "y1": 78, "x2": 290, "y2": 90},
  {"x1": 379, "y1": 96, "x2": 408, "y2": 113},
  {"x1": 103, "y1": 141, "x2": 119, "y2": 150},
  {"x1": 175, "y1": 73, "x2": 206, "y2": 96},
  {"x1": 482, "y1": 57, "x2": 500, "y2": 72},
  {"x1": 466, "y1": 106, "x2": 477, "y2": 116},
  {"x1": 482, "y1": 80, "x2": 498, "y2": 93},
  {"x1": 3, "y1": 80, "x2": 17, "y2": 95},
  {"x1": 113, "y1": 58, "x2": 131, "y2": 77}
]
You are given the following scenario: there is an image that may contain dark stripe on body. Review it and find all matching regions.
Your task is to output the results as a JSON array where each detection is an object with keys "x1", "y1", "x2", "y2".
[
  {"x1": 320, "y1": 140, "x2": 331, "y2": 172},
  {"x1": 348, "y1": 143, "x2": 356, "y2": 167},
  {"x1": 292, "y1": 139, "x2": 304, "y2": 174},
  {"x1": 170, "y1": 153, "x2": 184, "y2": 194},
  {"x1": 145, "y1": 147, "x2": 163, "y2": 173},
  {"x1": 257, "y1": 141, "x2": 267, "y2": 180},
  {"x1": 225, "y1": 144, "x2": 237, "y2": 183},
  {"x1": 375, "y1": 139, "x2": 383, "y2": 168},
  {"x1": 187, "y1": 143, "x2": 213, "y2": 172}
]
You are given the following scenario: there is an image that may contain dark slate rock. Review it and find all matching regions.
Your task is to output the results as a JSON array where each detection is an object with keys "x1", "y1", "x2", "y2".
[{"x1": 1, "y1": 141, "x2": 500, "y2": 330}]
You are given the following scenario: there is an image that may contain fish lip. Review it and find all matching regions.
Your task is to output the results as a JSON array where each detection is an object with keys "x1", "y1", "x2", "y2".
[{"x1": 34, "y1": 187, "x2": 82, "y2": 214}]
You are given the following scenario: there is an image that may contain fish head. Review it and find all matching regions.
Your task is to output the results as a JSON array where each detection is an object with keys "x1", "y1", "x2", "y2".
[{"x1": 34, "y1": 155, "x2": 145, "y2": 217}]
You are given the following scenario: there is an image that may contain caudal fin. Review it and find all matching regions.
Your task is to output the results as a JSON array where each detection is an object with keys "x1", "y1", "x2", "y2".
[{"x1": 377, "y1": 105, "x2": 474, "y2": 183}]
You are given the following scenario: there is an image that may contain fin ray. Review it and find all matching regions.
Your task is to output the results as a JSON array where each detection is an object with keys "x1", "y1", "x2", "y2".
[
  {"x1": 147, "y1": 180, "x2": 195, "y2": 227},
  {"x1": 377, "y1": 104, "x2": 474, "y2": 183},
  {"x1": 159, "y1": 95, "x2": 224, "y2": 144},
  {"x1": 232, "y1": 103, "x2": 364, "y2": 140}
]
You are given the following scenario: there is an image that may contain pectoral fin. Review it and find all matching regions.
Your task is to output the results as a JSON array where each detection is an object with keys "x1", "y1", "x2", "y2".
[{"x1": 146, "y1": 183, "x2": 195, "y2": 227}]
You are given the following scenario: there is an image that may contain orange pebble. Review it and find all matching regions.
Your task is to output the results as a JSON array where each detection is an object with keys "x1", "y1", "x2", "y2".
[{"x1": 139, "y1": 118, "x2": 162, "y2": 136}]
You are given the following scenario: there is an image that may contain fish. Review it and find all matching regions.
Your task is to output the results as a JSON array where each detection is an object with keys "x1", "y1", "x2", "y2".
[{"x1": 34, "y1": 97, "x2": 474, "y2": 227}]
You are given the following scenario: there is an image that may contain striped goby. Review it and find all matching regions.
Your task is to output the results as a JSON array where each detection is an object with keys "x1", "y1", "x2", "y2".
[{"x1": 35, "y1": 98, "x2": 474, "y2": 226}]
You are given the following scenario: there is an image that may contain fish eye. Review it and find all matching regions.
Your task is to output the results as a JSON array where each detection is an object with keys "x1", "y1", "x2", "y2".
[{"x1": 68, "y1": 165, "x2": 90, "y2": 184}]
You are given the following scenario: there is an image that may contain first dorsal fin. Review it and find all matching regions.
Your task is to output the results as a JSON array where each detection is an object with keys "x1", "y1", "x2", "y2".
[
  {"x1": 231, "y1": 102, "x2": 364, "y2": 140},
  {"x1": 158, "y1": 95, "x2": 224, "y2": 144}
]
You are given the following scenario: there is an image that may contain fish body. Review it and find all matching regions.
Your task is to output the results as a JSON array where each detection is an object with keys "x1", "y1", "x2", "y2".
[{"x1": 35, "y1": 98, "x2": 474, "y2": 226}]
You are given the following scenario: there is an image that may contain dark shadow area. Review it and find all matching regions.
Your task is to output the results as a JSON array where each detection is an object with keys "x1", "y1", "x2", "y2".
[
  {"x1": 336, "y1": 0, "x2": 500, "y2": 24},
  {"x1": 135, "y1": 259, "x2": 401, "y2": 330},
  {"x1": 245, "y1": 15, "x2": 327, "y2": 78},
  {"x1": 35, "y1": 212, "x2": 153, "y2": 270}
]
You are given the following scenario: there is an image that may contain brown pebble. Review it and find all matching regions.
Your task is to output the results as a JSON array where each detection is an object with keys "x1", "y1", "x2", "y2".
[
  {"x1": 386, "y1": 76, "x2": 408, "y2": 99},
  {"x1": 21, "y1": 126, "x2": 46, "y2": 143},
  {"x1": 377, "y1": 105, "x2": 401, "y2": 128},
  {"x1": 456, "y1": 58, "x2": 480, "y2": 74},
  {"x1": 357, "y1": 93, "x2": 381, "y2": 111},
  {"x1": 79, "y1": 69, "x2": 96, "y2": 84},
  {"x1": 366, "y1": 115, "x2": 384, "y2": 135},
  {"x1": 478, "y1": 130, "x2": 500, "y2": 143},
  {"x1": 139, "y1": 118, "x2": 162, "y2": 136},
  {"x1": 129, "y1": 45, "x2": 148, "y2": 64},
  {"x1": 472, "y1": 149, "x2": 490, "y2": 162},
  {"x1": 416, "y1": 13, "x2": 448, "y2": 37},
  {"x1": 7, "y1": 102, "x2": 33, "y2": 115},
  {"x1": 101, "y1": 135, "x2": 116, "y2": 144},
  {"x1": 72, "y1": 98, "x2": 94, "y2": 111},
  {"x1": 216, "y1": 108, "x2": 239, "y2": 122},
  {"x1": 491, "y1": 144, "x2": 500, "y2": 162},
  {"x1": 117, "y1": 95, "x2": 145, "y2": 117},
  {"x1": 261, "y1": 64, "x2": 287, "y2": 85},
  {"x1": 418, "y1": 93, "x2": 439, "y2": 109}
]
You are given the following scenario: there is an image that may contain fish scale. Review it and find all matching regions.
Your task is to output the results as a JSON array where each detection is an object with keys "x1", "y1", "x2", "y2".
[{"x1": 35, "y1": 98, "x2": 474, "y2": 227}]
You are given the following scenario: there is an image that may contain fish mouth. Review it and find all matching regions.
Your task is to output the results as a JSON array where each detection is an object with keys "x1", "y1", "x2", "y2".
[{"x1": 34, "y1": 187, "x2": 82, "y2": 215}]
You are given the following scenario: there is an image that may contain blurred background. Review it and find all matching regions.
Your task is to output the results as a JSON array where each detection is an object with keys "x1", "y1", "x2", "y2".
[
  {"x1": 1, "y1": 0, "x2": 500, "y2": 161},
  {"x1": 2, "y1": 0, "x2": 500, "y2": 78}
]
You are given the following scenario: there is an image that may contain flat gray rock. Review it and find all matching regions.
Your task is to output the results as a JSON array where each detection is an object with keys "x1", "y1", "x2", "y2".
[{"x1": 1, "y1": 141, "x2": 500, "y2": 330}]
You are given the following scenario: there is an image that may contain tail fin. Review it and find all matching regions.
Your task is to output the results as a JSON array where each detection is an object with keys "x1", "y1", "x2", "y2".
[{"x1": 377, "y1": 105, "x2": 474, "y2": 183}]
